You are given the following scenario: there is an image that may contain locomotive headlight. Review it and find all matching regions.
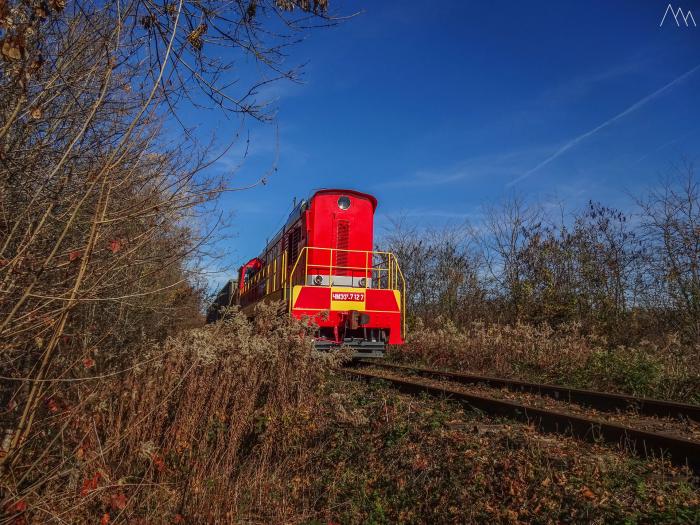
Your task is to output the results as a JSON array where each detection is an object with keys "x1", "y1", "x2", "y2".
[
  {"x1": 337, "y1": 196, "x2": 351, "y2": 210},
  {"x1": 358, "y1": 277, "x2": 367, "y2": 288},
  {"x1": 313, "y1": 275, "x2": 323, "y2": 286}
]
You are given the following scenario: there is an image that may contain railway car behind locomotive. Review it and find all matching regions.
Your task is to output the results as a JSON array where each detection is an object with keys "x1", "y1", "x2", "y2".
[{"x1": 209, "y1": 189, "x2": 405, "y2": 356}]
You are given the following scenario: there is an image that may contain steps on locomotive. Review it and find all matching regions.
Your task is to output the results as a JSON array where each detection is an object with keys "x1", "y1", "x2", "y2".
[{"x1": 314, "y1": 337, "x2": 385, "y2": 358}]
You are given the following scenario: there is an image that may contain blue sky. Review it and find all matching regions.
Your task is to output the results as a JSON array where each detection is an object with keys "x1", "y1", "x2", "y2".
[{"x1": 200, "y1": 1, "x2": 700, "y2": 276}]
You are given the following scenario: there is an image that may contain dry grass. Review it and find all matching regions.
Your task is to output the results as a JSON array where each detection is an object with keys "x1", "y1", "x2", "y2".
[
  {"x1": 3, "y1": 303, "x2": 343, "y2": 523},
  {"x1": 389, "y1": 318, "x2": 700, "y2": 403},
  {"x1": 5, "y1": 309, "x2": 699, "y2": 523},
  {"x1": 305, "y1": 378, "x2": 700, "y2": 524}
]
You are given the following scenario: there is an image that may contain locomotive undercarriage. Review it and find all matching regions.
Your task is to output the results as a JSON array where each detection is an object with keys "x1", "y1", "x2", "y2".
[{"x1": 315, "y1": 326, "x2": 388, "y2": 358}]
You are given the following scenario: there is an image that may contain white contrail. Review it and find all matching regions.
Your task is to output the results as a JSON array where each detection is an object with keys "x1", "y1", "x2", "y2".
[{"x1": 508, "y1": 63, "x2": 700, "y2": 187}]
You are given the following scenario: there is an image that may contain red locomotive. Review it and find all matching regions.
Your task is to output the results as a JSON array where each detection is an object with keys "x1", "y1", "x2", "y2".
[{"x1": 209, "y1": 189, "x2": 405, "y2": 356}]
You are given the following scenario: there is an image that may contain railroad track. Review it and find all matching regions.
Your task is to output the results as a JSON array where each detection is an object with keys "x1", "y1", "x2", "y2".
[
  {"x1": 346, "y1": 362, "x2": 700, "y2": 473},
  {"x1": 357, "y1": 360, "x2": 700, "y2": 421}
]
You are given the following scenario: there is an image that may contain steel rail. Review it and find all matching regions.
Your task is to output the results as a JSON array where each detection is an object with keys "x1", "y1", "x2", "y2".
[
  {"x1": 357, "y1": 361, "x2": 700, "y2": 422},
  {"x1": 345, "y1": 368, "x2": 700, "y2": 473}
]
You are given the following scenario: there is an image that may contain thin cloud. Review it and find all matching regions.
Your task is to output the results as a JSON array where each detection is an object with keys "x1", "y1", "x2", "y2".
[
  {"x1": 509, "y1": 63, "x2": 700, "y2": 187},
  {"x1": 377, "y1": 148, "x2": 550, "y2": 190},
  {"x1": 377, "y1": 169, "x2": 470, "y2": 189},
  {"x1": 379, "y1": 209, "x2": 476, "y2": 219},
  {"x1": 633, "y1": 126, "x2": 700, "y2": 165},
  {"x1": 538, "y1": 60, "x2": 644, "y2": 107}
]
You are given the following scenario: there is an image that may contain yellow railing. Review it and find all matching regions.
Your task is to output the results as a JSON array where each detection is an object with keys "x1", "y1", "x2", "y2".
[
  {"x1": 240, "y1": 246, "x2": 407, "y2": 338},
  {"x1": 241, "y1": 250, "x2": 288, "y2": 298},
  {"x1": 287, "y1": 246, "x2": 406, "y2": 337}
]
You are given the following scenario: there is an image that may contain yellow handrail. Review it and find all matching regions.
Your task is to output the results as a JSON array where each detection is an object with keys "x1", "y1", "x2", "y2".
[
  {"x1": 239, "y1": 246, "x2": 406, "y2": 338},
  {"x1": 283, "y1": 247, "x2": 406, "y2": 337},
  {"x1": 287, "y1": 247, "x2": 304, "y2": 312},
  {"x1": 329, "y1": 247, "x2": 334, "y2": 283}
]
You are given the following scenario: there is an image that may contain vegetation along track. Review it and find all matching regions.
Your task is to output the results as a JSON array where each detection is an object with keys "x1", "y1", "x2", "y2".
[{"x1": 346, "y1": 361, "x2": 700, "y2": 474}]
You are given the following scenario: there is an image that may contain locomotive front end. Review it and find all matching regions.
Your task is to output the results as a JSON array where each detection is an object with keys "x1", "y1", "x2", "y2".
[{"x1": 288, "y1": 190, "x2": 404, "y2": 356}]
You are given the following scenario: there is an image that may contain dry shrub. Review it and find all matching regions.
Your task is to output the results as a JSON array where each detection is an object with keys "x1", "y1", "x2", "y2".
[
  {"x1": 393, "y1": 317, "x2": 596, "y2": 380},
  {"x1": 5, "y1": 303, "x2": 340, "y2": 523},
  {"x1": 390, "y1": 318, "x2": 700, "y2": 402}
]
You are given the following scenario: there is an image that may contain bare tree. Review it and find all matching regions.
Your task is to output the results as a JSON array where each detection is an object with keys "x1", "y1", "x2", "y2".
[
  {"x1": 0, "y1": 0, "x2": 337, "y2": 512},
  {"x1": 382, "y1": 218, "x2": 485, "y2": 326},
  {"x1": 568, "y1": 202, "x2": 645, "y2": 336},
  {"x1": 638, "y1": 162, "x2": 700, "y2": 342},
  {"x1": 481, "y1": 195, "x2": 544, "y2": 322}
]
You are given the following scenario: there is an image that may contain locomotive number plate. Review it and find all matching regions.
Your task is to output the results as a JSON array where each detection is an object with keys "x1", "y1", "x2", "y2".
[{"x1": 332, "y1": 292, "x2": 365, "y2": 302}]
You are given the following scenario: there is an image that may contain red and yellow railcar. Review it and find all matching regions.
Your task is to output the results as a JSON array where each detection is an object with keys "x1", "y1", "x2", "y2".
[{"x1": 209, "y1": 189, "x2": 405, "y2": 356}]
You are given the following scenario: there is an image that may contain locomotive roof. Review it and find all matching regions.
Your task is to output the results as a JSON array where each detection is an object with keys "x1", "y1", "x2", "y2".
[
  {"x1": 261, "y1": 189, "x2": 378, "y2": 256},
  {"x1": 284, "y1": 188, "x2": 377, "y2": 227},
  {"x1": 309, "y1": 188, "x2": 378, "y2": 211}
]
